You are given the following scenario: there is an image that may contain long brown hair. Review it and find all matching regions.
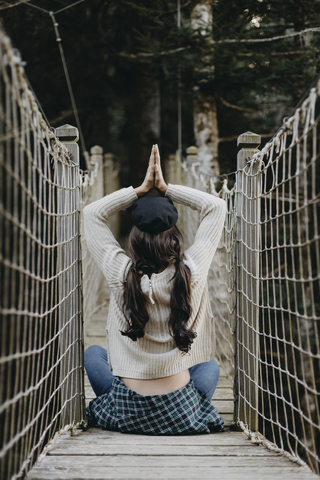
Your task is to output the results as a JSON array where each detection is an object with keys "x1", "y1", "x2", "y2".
[{"x1": 122, "y1": 225, "x2": 196, "y2": 353}]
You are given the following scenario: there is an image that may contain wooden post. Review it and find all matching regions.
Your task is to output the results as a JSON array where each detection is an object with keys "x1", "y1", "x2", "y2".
[
  {"x1": 166, "y1": 154, "x2": 176, "y2": 185},
  {"x1": 174, "y1": 150, "x2": 184, "y2": 186},
  {"x1": 56, "y1": 124, "x2": 84, "y2": 425},
  {"x1": 186, "y1": 145, "x2": 198, "y2": 167},
  {"x1": 56, "y1": 124, "x2": 79, "y2": 166},
  {"x1": 103, "y1": 153, "x2": 120, "y2": 238},
  {"x1": 90, "y1": 146, "x2": 104, "y2": 199},
  {"x1": 165, "y1": 151, "x2": 186, "y2": 236},
  {"x1": 103, "y1": 153, "x2": 114, "y2": 197},
  {"x1": 235, "y1": 131, "x2": 261, "y2": 432},
  {"x1": 90, "y1": 145, "x2": 103, "y2": 167}
]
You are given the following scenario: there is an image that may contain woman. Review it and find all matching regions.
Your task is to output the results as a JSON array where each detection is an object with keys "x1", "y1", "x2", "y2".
[{"x1": 83, "y1": 144, "x2": 227, "y2": 435}]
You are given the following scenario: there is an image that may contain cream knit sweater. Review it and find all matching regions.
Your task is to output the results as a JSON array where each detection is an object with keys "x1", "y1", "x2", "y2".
[{"x1": 83, "y1": 183, "x2": 226, "y2": 379}]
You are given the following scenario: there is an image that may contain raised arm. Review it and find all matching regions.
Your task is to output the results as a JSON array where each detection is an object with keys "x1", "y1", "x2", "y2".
[
  {"x1": 165, "y1": 184, "x2": 226, "y2": 278},
  {"x1": 151, "y1": 145, "x2": 226, "y2": 277},
  {"x1": 83, "y1": 187, "x2": 137, "y2": 287},
  {"x1": 83, "y1": 146, "x2": 159, "y2": 286}
]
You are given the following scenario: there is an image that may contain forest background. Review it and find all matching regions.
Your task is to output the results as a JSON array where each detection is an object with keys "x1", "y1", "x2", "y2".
[{"x1": 1, "y1": 0, "x2": 320, "y2": 187}]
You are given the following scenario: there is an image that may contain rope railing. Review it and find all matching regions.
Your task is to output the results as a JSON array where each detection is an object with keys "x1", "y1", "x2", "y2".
[
  {"x1": 79, "y1": 146, "x2": 104, "y2": 339},
  {"x1": 166, "y1": 150, "x2": 237, "y2": 384},
  {"x1": 167, "y1": 79, "x2": 320, "y2": 474},
  {"x1": 0, "y1": 25, "x2": 105, "y2": 479}
]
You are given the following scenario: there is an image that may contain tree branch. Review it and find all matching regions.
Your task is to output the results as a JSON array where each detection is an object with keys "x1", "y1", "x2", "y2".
[
  {"x1": 218, "y1": 27, "x2": 320, "y2": 44},
  {"x1": 121, "y1": 1, "x2": 191, "y2": 17},
  {"x1": 113, "y1": 26, "x2": 320, "y2": 59},
  {"x1": 0, "y1": 0, "x2": 31, "y2": 10},
  {"x1": 218, "y1": 96, "x2": 289, "y2": 113},
  {"x1": 217, "y1": 96, "x2": 254, "y2": 112},
  {"x1": 236, "y1": 49, "x2": 320, "y2": 57},
  {"x1": 115, "y1": 46, "x2": 191, "y2": 59}
]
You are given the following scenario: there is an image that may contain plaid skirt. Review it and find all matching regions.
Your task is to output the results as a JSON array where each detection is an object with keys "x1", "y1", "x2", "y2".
[{"x1": 86, "y1": 377, "x2": 225, "y2": 435}]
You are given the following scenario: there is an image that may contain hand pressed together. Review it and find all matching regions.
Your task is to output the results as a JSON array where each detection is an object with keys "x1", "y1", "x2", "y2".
[{"x1": 134, "y1": 145, "x2": 168, "y2": 198}]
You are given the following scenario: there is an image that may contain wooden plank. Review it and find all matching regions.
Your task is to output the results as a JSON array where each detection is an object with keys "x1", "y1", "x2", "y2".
[
  {"x1": 91, "y1": 307, "x2": 109, "y2": 315},
  {"x1": 26, "y1": 428, "x2": 319, "y2": 480},
  {"x1": 47, "y1": 444, "x2": 280, "y2": 456},
  {"x1": 211, "y1": 400, "x2": 234, "y2": 413},
  {"x1": 215, "y1": 377, "x2": 233, "y2": 388},
  {"x1": 49, "y1": 431, "x2": 253, "y2": 446},
  {"x1": 84, "y1": 336, "x2": 106, "y2": 348},
  {"x1": 85, "y1": 386, "x2": 95, "y2": 398},
  {"x1": 89, "y1": 313, "x2": 108, "y2": 322},
  {"x1": 86, "y1": 328, "x2": 105, "y2": 338},
  {"x1": 30, "y1": 455, "x2": 311, "y2": 468},
  {"x1": 27, "y1": 465, "x2": 318, "y2": 480},
  {"x1": 220, "y1": 413, "x2": 233, "y2": 425},
  {"x1": 211, "y1": 388, "x2": 234, "y2": 400}
]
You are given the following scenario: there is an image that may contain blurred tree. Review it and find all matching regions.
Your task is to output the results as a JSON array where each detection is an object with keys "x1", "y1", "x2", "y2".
[
  {"x1": 1, "y1": 0, "x2": 319, "y2": 180},
  {"x1": 191, "y1": 0, "x2": 220, "y2": 176},
  {"x1": 211, "y1": 0, "x2": 320, "y2": 171}
]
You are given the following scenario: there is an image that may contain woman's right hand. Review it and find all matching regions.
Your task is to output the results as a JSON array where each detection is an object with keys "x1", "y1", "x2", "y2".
[{"x1": 154, "y1": 144, "x2": 168, "y2": 194}]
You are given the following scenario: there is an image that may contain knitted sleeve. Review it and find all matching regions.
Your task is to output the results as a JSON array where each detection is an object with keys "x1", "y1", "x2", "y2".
[
  {"x1": 83, "y1": 187, "x2": 138, "y2": 287},
  {"x1": 165, "y1": 184, "x2": 226, "y2": 278}
]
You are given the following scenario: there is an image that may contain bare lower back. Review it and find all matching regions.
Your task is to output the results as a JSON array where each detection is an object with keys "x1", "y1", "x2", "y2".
[{"x1": 121, "y1": 369, "x2": 190, "y2": 396}]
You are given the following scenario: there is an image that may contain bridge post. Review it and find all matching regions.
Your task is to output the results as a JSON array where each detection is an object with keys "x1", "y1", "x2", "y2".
[
  {"x1": 90, "y1": 145, "x2": 104, "y2": 199},
  {"x1": 56, "y1": 124, "x2": 79, "y2": 165},
  {"x1": 186, "y1": 145, "x2": 198, "y2": 167},
  {"x1": 235, "y1": 131, "x2": 261, "y2": 432},
  {"x1": 103, "y1": 152, "x2": 120, "y2": 238},
  {"x1": 103, "y1": 152, "x2": 115, "y2": 196},
  {"x1": 55, "y1": 124, "x2": 84, "y2": 426},
  {"x1": 166, "y1": 153, "x2": 177, "y2": 185}
]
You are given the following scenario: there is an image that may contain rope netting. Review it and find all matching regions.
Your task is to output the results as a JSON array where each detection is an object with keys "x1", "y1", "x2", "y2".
[
  {"x1": 242, "y1": 81, "x2": 320, "y2": 473},
  {"x1": 0, "y1": 27, "x2": 86, "y2": 479},
  {"x1": 79, "y1": 148, "x2": 104, "y2": 338},
  {"x1": 166, "y1": 154, "x2": 237, "y2": 383},
  {"x1": 169, "y1": 80, "x2": 320, "y2": 474}
]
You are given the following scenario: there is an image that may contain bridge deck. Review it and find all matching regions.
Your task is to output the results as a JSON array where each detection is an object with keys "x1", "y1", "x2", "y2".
[{"x1": 26, "y1": 302, "x2": 318, "y2": 480}]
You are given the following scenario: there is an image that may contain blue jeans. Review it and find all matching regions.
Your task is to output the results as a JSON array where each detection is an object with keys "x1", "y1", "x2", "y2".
[{"x1": 84, "y1": 345, "x2": 220, "y2": 401}]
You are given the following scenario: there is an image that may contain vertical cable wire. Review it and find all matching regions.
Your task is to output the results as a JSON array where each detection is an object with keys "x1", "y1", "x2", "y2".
[
  {"x1": 177, "y1": 0, "x2": 182, "y2": 154},
  {"x1": 49, "y1": 12, "x2": 87, "y2": 155}
]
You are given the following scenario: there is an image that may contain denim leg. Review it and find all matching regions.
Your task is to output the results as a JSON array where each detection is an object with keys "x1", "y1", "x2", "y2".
[
  {"x1": 84, "y1": 345, "x2": 114, "y2": 397},
  {"x1": 189, "y1": 359, "x2": 220, "y2": 400}
]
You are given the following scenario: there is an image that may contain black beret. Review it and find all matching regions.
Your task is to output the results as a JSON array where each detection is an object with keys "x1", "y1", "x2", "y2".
[{"x1": 131, "y1": 196, "x2": 178, "y2": 234}]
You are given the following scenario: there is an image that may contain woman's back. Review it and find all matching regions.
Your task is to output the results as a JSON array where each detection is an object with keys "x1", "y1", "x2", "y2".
[{"x1": 83, "y1": 184, "x2": 226, "y2": 383}]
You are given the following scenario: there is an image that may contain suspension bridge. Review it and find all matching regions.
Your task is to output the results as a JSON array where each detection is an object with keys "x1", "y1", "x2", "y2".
[{"x1": 0, "y1": 22, "x2": 319, "y2": 480}]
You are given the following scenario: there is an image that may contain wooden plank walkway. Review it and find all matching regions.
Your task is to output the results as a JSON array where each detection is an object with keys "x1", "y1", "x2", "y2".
[{"x1": 27, "y1": 299, "x2": 318, "y2": 480}]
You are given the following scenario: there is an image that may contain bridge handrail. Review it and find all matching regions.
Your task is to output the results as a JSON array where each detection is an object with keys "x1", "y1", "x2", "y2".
[{"x1": 0, "y1": 25, "x2": 112, "y2": 480}]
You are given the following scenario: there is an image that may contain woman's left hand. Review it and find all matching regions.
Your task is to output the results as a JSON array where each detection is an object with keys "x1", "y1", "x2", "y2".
[{"x1": 134, "y1": 145, "x2": 157, "y2": 197}]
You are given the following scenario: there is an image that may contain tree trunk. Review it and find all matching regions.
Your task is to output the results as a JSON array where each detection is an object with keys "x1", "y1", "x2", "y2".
[
  {"x1": 130, "y1": 67, "x2": 161, "y2": 187},
  {"x1": 191, "y1": 0, "x2": 219, "y2": 176},
  {"x1": 193, "y1": 93, "x2": 219, "y2": 175}
]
